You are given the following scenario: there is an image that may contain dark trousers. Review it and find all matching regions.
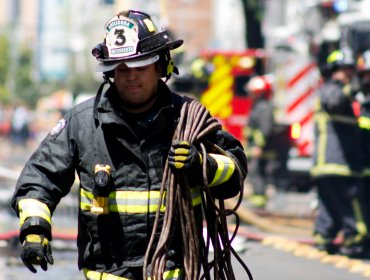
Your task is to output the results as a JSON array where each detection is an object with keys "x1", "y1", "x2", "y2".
[
  {"x1": 313, "y1": 177, "x2": 367, "y2": 246},
  {"x1": 249, "y1": 157, "x2": 289, "y2": 195},
  {"x1": 361, "y1": 177, "x2": 370, "y2": 239}
]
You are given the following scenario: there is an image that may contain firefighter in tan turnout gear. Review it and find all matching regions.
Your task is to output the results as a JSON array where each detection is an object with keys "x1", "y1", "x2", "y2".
[
  {"x1": 311, "y1": 48, "x2": 367, "y2": 257},
  {"x1": 10, "y1": 10, "x2": 248, "y2": 280}
]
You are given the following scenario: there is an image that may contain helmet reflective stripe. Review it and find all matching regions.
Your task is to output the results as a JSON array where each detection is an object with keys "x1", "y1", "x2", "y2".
[
  {"x1": 326, "y1": 48, "x2": 355, "y2": 67},
  {"x1": 18, "y1": 198, "x2": 51, "y2": 226},
  {"x1": 327, "y1": 50, "x2": 344, "y2": 64}
]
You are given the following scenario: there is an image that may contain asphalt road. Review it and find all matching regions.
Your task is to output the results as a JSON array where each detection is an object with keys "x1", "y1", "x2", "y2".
[{"x1": 3, "y1": 237, "x2": 370, "y2": 280}]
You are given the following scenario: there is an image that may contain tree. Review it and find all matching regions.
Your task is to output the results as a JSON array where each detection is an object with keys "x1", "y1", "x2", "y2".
[
  {"x1": 0, "y1": 35, "x2": 10, "y2": 104},
  {"x1": 14, "y1": 47, "x2": 39, "y2": 108}
]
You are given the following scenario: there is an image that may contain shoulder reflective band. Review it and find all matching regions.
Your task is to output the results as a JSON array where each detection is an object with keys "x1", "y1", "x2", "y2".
[
  {"x1": 80, "y1": 188, "x2": 202, "y2": 213},
  {"x1": 18, "y1": 198, "x2": 51, "y2": 226},
  {"x1": 208, "y1": 154, "x2": 235, "y2": 187},
  {"x1": 83, "y1": 267, "x2": 184, "y2": 280},
  {"x1": 359, "y1": 116, "x2": 370, "y2": 130}
]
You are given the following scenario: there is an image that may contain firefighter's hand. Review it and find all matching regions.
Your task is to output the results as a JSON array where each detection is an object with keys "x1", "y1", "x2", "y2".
[
  {"x1": 168, "y1": 141, "x2": 201, "y2": 171},
  {"x1": 21, "y1": 234, "x2": 54, "y2": 273}
]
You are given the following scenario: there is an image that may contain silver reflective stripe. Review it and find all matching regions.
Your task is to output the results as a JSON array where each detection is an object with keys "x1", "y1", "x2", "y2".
[
  {"x1": 80, "y1": 188, "x2": 166, "y2": 213},
  {"x1": 18, "y1": 198, "x2": 51, "y2": 226}
]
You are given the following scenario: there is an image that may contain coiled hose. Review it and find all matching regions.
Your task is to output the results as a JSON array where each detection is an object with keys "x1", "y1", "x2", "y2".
[{"x1": 144, "y1": 97, "x2": 253, "y2": 280}]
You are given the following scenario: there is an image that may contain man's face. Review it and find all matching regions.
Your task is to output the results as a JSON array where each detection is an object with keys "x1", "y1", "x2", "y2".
[
  {"x1": 114, "y1": 62, "x2": 160, "y2": 112},
  {"x1": 332, "y1": 67, "x2": 354, "y2": 84}
]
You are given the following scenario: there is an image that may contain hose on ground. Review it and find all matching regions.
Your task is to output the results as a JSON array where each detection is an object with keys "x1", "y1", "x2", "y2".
[{"x1": 143, "y1": 97, "x2": 253, "y2": 280}]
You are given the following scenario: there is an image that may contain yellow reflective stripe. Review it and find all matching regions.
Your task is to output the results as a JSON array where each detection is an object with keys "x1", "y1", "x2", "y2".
[
  {"x1": 252, "y1": 129, "x2": 265, "y2": 147},
  {"x1": 310, "y1": 164, "x2": 362, "y2": 177},
  {"x1": 363, "y1": 168, "x2": 370, "y2": 177},
  {"x1": 148, "y1": 268, "x2": 184, "y2": 280},
  {"x1": 18, "y1": 198, "x2": 51, "y2": 226},
  {"x1": 81, "y1": 188, "x2": 202, "y2": 212},
  {"x1": 260, "y1": 150, "x2": 277, "y2": 160},
  {"x1": 314, "y1": 111, "x2": 357, "y2": 125},
  {"x1": 80, "y1": 189, "x2": 166, "y2": 214},
  {"x1": 208, "y1": 154, "x2": 235, "y2": 187},
  {"x1": 359, "y1": 116, "x2": 370, "y2": 130},
  {"x1": 163, "y1": 268, "x2": 184, "y2": 280},
  {"x1": 83, "y1": 268, "x2": 130, "y2": 280},
  {"x1": 191, "y1": 188, "x2": 201, "y2": 207},
  {"x1": 315, "y1": 111, "x2": 327, "y2": 166},
  {"x1": 83, "y1": 268, "x2": 184, "y2": 280},
  {"x1": 352, "y1": 199, "x2": 368, "y2": 237},
  {"x1": 343, "y1": 199, "x2": 368, "y2": 247}
]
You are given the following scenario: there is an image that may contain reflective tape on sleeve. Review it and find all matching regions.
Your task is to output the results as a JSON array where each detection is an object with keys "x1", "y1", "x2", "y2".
[
  {"x1": 208, "y1": 154, "x2": 235, "y2": 187},
  {"x1": 18, "y1": 198, "x2": 51, "y2": 226},
  {"x1": 359, "y1": 116, "x2": 370, "y2": 130}
]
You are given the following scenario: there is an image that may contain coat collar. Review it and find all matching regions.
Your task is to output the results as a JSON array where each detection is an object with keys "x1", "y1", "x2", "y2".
[{"x1": 94, "y1": 79, "x2": 177, "y2": 126}]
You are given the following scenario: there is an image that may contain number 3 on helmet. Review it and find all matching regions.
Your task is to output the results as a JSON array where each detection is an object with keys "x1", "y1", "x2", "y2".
[{"x1": 92, "y1": 10, "x2": 183, "y2": 80}]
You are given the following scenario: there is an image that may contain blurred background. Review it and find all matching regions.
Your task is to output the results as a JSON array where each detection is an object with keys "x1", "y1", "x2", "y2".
[{"x1": 0, "y1": 0, "x2": 370, "y2": 279}]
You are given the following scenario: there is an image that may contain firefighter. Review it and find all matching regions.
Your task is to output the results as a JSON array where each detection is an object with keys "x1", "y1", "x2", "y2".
[
  {"x1": 244, "y1": 75, "x2": 289, "y2": 208},
  {"x1": 10, "y1": 10, "x2": 248, "y2": 279},
  {"x1": 311, "y1": 48, "x2": 367, "y2": 257},
  {"x1": 357, "y1": 50, "x2": 370, "y2": 250}
]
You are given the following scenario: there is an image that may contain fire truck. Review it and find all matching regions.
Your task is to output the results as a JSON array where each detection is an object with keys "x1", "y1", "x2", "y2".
[
  {"x1": 182, "y1": 3, "x2": 370, "y2": 192},
  {"x1": 187, "y1": 48, "x2": 320, "y2": 191},
  {"x1": 197, "y1": 49, "x2": 266, "y2": 141}
]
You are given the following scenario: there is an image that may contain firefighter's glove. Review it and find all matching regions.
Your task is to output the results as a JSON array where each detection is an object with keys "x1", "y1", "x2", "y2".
[
  {"x1": 168, "y1": 141, "x2": 201, "y2": 172},
  {"x1": 21, "y1": 234, "x2": 54, "y2": 273}
]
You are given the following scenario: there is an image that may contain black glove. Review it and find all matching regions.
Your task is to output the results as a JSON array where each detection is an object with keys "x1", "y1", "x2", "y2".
[
  {"x1": 21, "y1": 234, "x2": 54, "y2": 273},
  {"x1": 168, "y1": 141, "x2": 201, "y2": 171}
]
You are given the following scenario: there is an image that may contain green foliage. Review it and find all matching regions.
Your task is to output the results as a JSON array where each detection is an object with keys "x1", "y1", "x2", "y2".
[
  {"x1": 0, "y1": 36, "x2": 10, "y2": 103},
  {"x1": 0, "y1": 36, "x2": 9, "y2": 84},
  {"x1": 14, "y1": 47, "x2": 39, "y2": 108}
]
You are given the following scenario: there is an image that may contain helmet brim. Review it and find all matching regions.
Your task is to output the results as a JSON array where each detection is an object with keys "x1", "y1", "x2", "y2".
[
  {"x1": 96, "y1": 39, "x2": 184, "y2": 73},
  {"x1": 96, "y1": 54, "x2": 160, "y2": 72}
]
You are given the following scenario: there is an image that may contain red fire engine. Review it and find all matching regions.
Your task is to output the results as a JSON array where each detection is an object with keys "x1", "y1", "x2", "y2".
[
  {"x1": 198, "y1": 49, "x2": 266, "y2": 142},
  {"x1": 193, "y1": 49, "x2": 321, "y2": 191}
]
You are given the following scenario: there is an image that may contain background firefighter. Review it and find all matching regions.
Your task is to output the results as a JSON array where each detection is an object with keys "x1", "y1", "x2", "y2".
[
  {"x1": 311, "y1": 48, "x2": 367, "y2": 257},
  {"x1": 10, "y1": 10, "x2": 248, "y2": 280},
  {"x1": 357, "y1": 49, "x2": 370, "y2": 253},
  {"x1": 244, "y1": 75, "x2": 290, "y2": 208}
]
